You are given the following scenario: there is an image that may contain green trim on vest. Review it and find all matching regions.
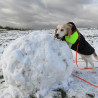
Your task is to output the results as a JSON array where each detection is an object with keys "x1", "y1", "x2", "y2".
[{"x1": 65, "y1": 31, "x2": 79, "y2": 44}]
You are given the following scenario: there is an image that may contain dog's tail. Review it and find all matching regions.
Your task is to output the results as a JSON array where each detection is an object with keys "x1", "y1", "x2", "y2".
[{"x1": 93, "y1": 52, "x2": 98, "y2": 60}]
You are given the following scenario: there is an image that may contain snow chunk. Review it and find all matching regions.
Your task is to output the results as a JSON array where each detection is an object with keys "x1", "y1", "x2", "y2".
[{"x1": 1, "y1": 31, "x2": 73, "y2": 98}]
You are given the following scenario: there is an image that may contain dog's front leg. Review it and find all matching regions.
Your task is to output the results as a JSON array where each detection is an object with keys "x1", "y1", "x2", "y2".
[{"x1": 85, "y1": 61, "x2": 88, "y2": 68}]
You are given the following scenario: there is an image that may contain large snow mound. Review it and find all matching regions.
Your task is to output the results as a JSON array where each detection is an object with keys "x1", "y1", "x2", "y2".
[{"x1": 1, "y1": 31, "x2": 73, "y2": 98}]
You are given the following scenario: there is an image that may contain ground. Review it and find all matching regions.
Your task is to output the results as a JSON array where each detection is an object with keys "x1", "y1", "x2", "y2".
[{"x1": 0, "y1": 28, "x2": 98, "y2": 98}]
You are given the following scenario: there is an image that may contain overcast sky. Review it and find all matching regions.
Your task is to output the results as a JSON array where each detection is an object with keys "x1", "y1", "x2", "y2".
[{"x1": 0, "y1": 0, "x2": 98, "y2": 29}]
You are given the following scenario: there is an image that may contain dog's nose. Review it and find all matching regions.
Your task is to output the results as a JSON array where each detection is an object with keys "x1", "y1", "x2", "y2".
[{"x1": 56, "y1": 34, "x2": 59, "y2": 37}]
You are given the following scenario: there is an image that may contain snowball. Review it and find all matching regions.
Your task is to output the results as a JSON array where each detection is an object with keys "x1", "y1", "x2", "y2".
[{"x1": 1, "y1": 31, "x2": 73, "y2": 98}]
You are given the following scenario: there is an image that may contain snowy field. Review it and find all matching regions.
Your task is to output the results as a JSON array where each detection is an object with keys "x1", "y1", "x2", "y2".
[{"x1": 0, "y1": 29, "x2": 98, "y2": 98}]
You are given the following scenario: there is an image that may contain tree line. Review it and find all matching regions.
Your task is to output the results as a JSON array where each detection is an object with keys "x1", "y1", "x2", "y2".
[{"x1": 0, "y1": 25, "x2": 28, "y2": 30}]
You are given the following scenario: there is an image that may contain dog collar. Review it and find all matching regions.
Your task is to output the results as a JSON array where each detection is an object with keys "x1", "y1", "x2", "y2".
[{"x1": 65, "y1": 31, "x2": 79, "y2": 44}]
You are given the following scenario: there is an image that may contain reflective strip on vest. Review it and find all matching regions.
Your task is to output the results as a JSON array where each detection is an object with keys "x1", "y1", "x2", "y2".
[{"x1": 65, "y1": 31, "x2": 79, "y2": 44}]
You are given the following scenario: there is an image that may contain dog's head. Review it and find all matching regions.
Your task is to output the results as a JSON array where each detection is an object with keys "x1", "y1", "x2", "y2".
[{"x1": 54, "y1": 22, "x2": 77, "y2": 40}]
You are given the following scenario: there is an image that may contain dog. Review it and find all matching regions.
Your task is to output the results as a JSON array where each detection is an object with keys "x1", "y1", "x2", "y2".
[{"x1": 54, "y1": 22, "x2": 98, "y2": 72}]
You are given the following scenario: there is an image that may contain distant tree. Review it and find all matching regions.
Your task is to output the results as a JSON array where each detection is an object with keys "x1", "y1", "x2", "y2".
[
  {"x1": 0, "y1": 25, "x2": 3, "y2": 29},
  {"x1": 4, "y1": 26, "x2": 20, "y2": 30},
  {"x1": 0, "y1": 25, "x2": 31, "y2": 30}
]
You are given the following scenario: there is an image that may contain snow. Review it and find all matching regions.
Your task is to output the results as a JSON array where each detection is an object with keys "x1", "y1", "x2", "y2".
[
  {"x1": 0, "y1": 29, "x2": 7, "y2": 31},
  {"x1": 0, "y1": 31, "x2": 73, "y2": 98},
  {"x1": 0, "y1": 29, "x2": 98, "y2": 98}
]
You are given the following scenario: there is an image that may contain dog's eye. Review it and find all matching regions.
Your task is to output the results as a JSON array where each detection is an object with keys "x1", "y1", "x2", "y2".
[{"x1": 61, "y1": 29, "x2": 64, "y2": 31}]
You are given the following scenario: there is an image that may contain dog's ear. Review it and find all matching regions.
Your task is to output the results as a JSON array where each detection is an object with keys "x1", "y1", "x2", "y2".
[
  {"x1": 54, "y1": 28, "x2": 58, "y2": 38},
  {"x1": 67, "y1": 24, "x2": 72, "y2": 38}
]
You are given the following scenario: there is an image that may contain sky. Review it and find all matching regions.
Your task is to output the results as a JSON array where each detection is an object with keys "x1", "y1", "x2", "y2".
[{"x1": 0, "y1": 0, "x2": 98, "y2": 29}]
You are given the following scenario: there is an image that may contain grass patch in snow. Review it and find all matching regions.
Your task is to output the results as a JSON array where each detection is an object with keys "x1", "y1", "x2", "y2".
[
  {"x1": 0, "y1": 75, "x2": 4, "y2": 79},
  {"x1": 86, "y1": 93, "x2": 95, "y2": 98},
  {"x1": 53, "y1": 88, "x2": 68, "y2": 98},
  {"x1": 87, "y1": 35, "x2": 98, "y2": 37},
  {"x1": 0, "y1": 31, "x2": 6, "y2": 33},
  {"x1": 29, "y1": 94, "x2": 36, "y2": 98}
]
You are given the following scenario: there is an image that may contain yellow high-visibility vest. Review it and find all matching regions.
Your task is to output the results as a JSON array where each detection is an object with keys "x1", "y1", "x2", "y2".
[{"x1": 65, "y1": 31, "x2": 79, "y2": 44}]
